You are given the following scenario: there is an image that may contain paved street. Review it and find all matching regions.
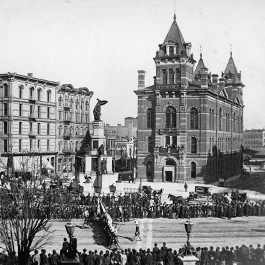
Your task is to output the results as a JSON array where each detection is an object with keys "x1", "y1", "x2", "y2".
[{"x1": 38, "y1": 216, "x2": 265, "y2": 254}]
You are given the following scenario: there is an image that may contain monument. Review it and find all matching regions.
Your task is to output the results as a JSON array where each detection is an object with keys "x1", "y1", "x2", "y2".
[{"x1": 79, "y1": 99, "x2": 119, "y2": 194}]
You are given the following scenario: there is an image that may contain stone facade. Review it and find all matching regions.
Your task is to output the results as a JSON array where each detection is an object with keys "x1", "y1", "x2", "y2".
[
  {"x1": 0, "y1": 73, "x2": 94, "y2": 177},
  {"x1": 0, "y1": 72, "x2": 59, "y2": 172},
  {"x1": 243, "y1": 129, "x2": 265, "y2": 150},
  {"x1": 134, "y1": 15, "x2": 244, "y2": 183}
]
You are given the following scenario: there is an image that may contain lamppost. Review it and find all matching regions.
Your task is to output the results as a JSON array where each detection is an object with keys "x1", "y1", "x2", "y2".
[
  {"x1": 178, "y1": 221, "x2": 199, "y2": 265},
  {"x1": 65, "y1": 222, "x2": 78, "y2": 260},
  {"x1": 184, "y1": 220, "x2": 194, "y2": 255},
  {"x1": 65, "y1": 221, "x2": 75, "y2": 239}
]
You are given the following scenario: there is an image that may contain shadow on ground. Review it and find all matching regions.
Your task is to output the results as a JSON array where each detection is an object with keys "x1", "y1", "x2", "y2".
[{"x1": 87, "y1": 222, "x2": 108, "y2": 248}]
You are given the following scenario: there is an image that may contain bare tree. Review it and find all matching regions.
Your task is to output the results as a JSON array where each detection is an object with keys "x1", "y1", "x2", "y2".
[{"x1": 0, "y1": 151, "x2": 62, "y2": 265}]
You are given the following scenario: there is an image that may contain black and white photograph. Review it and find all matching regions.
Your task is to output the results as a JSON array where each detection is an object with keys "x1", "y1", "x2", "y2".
[{"x1": 0, "y1": 0, "x2": 265, "y2": 264}]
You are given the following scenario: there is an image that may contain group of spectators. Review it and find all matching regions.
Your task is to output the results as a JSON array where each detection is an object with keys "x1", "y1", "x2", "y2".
[
  {"x1": 1, "y1": 241, "x2": 265, "y2": 265},
  {"x1": 79, "y1": 192, "x2": 265, "y2": 222}
]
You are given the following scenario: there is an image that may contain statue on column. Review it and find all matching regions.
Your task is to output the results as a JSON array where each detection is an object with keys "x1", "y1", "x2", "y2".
[{"x1": 93, "y1": 99, "x2": 108, "y2": 121}]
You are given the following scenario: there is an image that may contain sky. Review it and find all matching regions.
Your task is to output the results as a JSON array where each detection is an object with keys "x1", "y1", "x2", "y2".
[{"x1": 0, "y1": 0, "x2": 265, "y2": 129}]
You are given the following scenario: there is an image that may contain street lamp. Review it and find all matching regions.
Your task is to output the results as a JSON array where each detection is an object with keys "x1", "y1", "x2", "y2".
[
  {"x1": 65, "y1": 222, "x2": 75, "y2": 239},
  {"x1": 179, "y1": 220, "x2": 199, "y2": 265},
  {"x1": 183, "y1": 220, "x2": 194, "y2": 256}
]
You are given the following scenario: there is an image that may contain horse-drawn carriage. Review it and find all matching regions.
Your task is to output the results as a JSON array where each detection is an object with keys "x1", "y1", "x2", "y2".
[
  {"x1": 142, "y1": 185, "x2": 164, "y2": 199},
  {"x1": 188, "y1": 186, "x2": 211, "y2": 201},
  {"x1": 231, "y1": 191, "x2": 248, "y2": 203},
  {"x1": 168, "y1": 194, "x2": 186, "y2": 204}
]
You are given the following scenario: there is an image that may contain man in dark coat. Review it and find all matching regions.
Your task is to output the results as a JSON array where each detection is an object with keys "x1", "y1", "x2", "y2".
[{"x1": 144, "y1": 249, "x2": 153, "y2": 265}]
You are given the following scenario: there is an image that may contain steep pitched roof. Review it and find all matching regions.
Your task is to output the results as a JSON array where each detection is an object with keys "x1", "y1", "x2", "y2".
[
  {"x1": 224, "y1": 52, "x2": 240, "y2": 83},
  {"x1": 194, "y1": 53, "x2": 206, "y2": 76},
  {"x1": 162, "y1": 15, "x2": 185, "y2": 52}
]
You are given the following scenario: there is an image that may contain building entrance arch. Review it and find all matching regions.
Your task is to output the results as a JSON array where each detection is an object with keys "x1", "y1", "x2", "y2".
[{"x1": 163, "y1": 158, "x2": 177, "y2": 182}]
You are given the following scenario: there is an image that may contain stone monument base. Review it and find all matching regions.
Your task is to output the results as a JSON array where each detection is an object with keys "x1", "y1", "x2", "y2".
[
  {"x1": 61, "y1": 255, "x2": 80, "y2": 265},
  {"x1": 178, "y1": 255, "x2": 199, "y2": 265}
]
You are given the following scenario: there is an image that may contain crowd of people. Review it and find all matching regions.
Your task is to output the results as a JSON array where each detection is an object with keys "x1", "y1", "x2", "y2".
[
  {"x1": 1, "y1": 241, "x2": 265, "y2": 265},
  {"x1": 78, "y1": 191, "x2": 265, "y2": 222}
]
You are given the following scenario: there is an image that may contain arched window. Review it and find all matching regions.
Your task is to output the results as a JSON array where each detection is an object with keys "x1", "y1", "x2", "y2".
[
  {"x1": 162, "y1": 69, "x2": 167, "y2": 85},
  {"x1": 64, "y1": 141, "x2": 67, "y2": 150},
  {"x1": 59, "y1": 97, "x2": 63, "y2": 107},
  {"x1": 190, "y1": 107, "x2": 198, "y2": 129},
  {"x1": 169, "y1": 46, "x2": 174, "y2": 56},
  {"x1": 148, "y1": 136, "x2": 153, "y2": 153},
  {"x1": 146, "y1": 161, "x2": 153, "y2": 177},
  {"x1": 85, "y1": 101, "x2": 89, "y2": 111},
  {"x1": 169, "y1": 69, "x2": 174, "y2": 84},
  {"x1": 29, "y1": 87, "x2": 34, "y2": 100},
  {"x1": 211, "y1": 109, "x2": 214, "y2": 130},
  {"x1": 166, "y1": 106, "x2": 176, "y2": 128},
  {"x1": 76, "y1": 141, "x2": 79, "y2": 150},
  {"x1": 147, "y1": 108, "x2": 153, "y2": 129},
  {"x1": 47, "y1": 124, "x2": 50, "y2": 135},
  {"x1": 76, "y1": 100, "x2": 79, "y2": 110},
  {"x1": 59, "y1": 126, "x2": 62, "y2": 135},
  {"x1": 65, "y1": 97, "x2": 68, "y2": 107},
  {"x1": 37, "y1": 89, "x2": 41, "y2": 101},
  {"x1": 19, "y1": 85, "x2": 23, "y2": 98},
  {"x1": 191, "y1": 162, "x2": 196, "y2": 178},
  {"x1": 219, "y1": 108, "x2": 222, "y2": 131},
  {"x1": 47, "y1": 90, "x2": 51, "y2": 102},
  {"x1": 3, "y1": 84, "x2": 8, "y2": 98},
  {"x1": 175, "y1": 68, "x2": 181, "y2": 82},
  {"x1": 38, "y1": 106, "x2": 41, "y2": 118},
  {"x1": 191, "y1": 137, "x2": 197, "y2": 154}
]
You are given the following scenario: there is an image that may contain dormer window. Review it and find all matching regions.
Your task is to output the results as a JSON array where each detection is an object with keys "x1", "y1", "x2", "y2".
[{"x1": 169, "y1": 46, "x2": 174, "y2": 56}]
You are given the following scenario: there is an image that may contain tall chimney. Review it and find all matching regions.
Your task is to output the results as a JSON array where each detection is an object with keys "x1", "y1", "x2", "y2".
[{"x1": 137, "y1": 70, "x2": 146, "y2": 90}]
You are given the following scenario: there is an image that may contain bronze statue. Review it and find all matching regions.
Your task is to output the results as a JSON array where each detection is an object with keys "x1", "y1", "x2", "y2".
[{"x1": 93, "y1": 98, "x2": 108, "y2": 121}]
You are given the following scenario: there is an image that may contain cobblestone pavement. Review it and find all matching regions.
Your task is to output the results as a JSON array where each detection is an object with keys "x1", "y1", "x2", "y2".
[{"x1": 37, "y1": 216, "x2": 265, "y2": 254}]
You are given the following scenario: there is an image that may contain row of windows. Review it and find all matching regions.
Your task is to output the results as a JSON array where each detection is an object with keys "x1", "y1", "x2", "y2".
[
  {"x1": 3, "y1": 139, "x2": 51, "y2": 152},
  {"x1": 16, "y1": 85, "x2": 52, "y2": 102},
  {"x1": 58, "y1": 111, "x2": 89, "y2": 123},
  {"x1": 146, "y1": 106, "x2": 243, "y2": 132},
  {"x1": 161, "y1": 68, "x2": 181, "y2": 85},
  {"x1": 58, "y1": 97, "x2": 89, "y2": 111},
  {"x1": 2, "y1": 103, "x2": 89, "y2": 122},
  {"x1": 244, "y1": 135, "x2": 262, "y2": 139},
  {"x1": 2, "y1": 138, "x2": 82, "y2": 153},
  {"x1": 2, "y1": 121, "x2": 87, "y2": 136}
]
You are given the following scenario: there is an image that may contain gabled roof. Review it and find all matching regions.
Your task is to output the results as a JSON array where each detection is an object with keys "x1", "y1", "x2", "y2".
[
  {"x1": 194, "y1": 53, "x2": 206, "y2": 76},
  {"x1": 162, "y1": 14, "x2": 185, "y2": 52},
  {"x1": 224, "y1": 52, "x2": 240, "y2": 83}
]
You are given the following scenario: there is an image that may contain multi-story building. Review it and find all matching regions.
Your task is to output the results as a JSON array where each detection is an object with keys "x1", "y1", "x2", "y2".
[
  {"x1": 0, "y1": 73, "x2": 94, "y2": 178},
  {"x1": 134, "y1": 15, "x2": 244, "y2": 183},
  {"x1": 105, "y1": 118, "x2": 137, "y2": 172},
  {"x1": 0, "y1": 72, "x2": 59, "y2": 173},
  {"x1": 243, "y1": 129, "x2": 265, "y2": 149},
  {"x1": 56, "y1": 84, "x2": 93, "y2": 177}
]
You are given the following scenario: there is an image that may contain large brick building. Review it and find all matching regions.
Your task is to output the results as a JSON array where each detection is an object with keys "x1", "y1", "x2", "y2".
[{"x1": 134, "y1": 15, "x2": 244, "y2": 183}]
